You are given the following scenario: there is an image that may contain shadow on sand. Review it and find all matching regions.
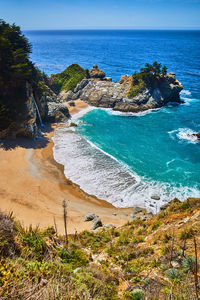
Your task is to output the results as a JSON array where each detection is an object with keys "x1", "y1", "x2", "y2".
[{"x1": 0, "y1": 124, "x2": 54, "y2": 151}]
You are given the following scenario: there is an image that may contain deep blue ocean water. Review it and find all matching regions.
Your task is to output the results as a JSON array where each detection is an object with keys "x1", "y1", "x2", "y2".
[{"x1": 26, "y1": 30, "x2": 200, "y2": 211}]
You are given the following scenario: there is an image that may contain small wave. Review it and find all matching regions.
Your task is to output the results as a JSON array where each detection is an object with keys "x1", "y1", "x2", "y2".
[
  {"x1": 186, "y1": 71, "x2": 200, "y2": 78},
  {"x1": 107, "y1": 107, "x2": 161, "y2": 117},
  {"x1": 169, "y1": 128, "x2": 199, "y2": 144},
  {"x1": 177, "y1": 128, "x2": 199, "y2": 143},
  {"x1": 181, "y1": 96, "x2": 199, "y2": 102}
]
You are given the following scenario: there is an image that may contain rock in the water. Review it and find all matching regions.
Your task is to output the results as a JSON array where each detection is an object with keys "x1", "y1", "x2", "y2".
[
  {"x1": 192, "y1": 133, "x2": 200, "y2": 140},
  {"x1": 151, "y1": 195, "x2": 160, "y2": 200},
  {"x1": 83, "y1": 213, "x2": 96, "y2": 222},
  {"x1": 91, "y1": 216, "x2": 103, "y2": 230},
  {"x1": 70, "y1": 122, "x2": 77, "y2": 127}
]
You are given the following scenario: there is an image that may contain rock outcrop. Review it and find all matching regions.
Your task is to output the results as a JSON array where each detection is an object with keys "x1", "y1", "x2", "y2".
[
  {"x1": 88, "y1": 64, "x2": 106, "y2": 80},
  {"x1": 59, "y1": 67, "x2": 183, "y2": 113}
]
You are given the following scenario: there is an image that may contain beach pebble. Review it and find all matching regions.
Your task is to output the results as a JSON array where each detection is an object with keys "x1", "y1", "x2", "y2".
[
  {"x1": 132, "y1": 206, "x2": 143, "y2": 214},
  {"x1": 151, "y1": 195, "x2": 160, "y2": 200},
  {"x1": 130, "y1": 213, "x2": 137, "y2": 219},
  {"x1": 160, "y1": 203, "x2": 169, "y2": 211},
  {"x1": 83, "y1": 213, "x2": 96, "y2": 222}
]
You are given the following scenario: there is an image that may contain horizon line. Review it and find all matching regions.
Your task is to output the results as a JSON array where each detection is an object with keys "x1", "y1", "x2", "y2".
[{"x1": 23, "y1": 27, "x2": 200, "y2": 31}]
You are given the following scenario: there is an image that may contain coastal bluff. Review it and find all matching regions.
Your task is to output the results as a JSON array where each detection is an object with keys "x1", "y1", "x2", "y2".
[{"x1": 59, "y1": 64, "x2": 183, "y2": 113}]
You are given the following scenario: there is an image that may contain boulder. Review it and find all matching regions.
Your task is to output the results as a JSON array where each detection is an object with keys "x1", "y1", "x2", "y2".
[
  {"x1": 70, "y1": 122, "x2": 77, "y2": 127},
  {"x1": 103, "y1": 224, "x2": 116, "y2": 229},
  {"x1": 89, "y1": 65, "x2": 105, "y2": 79},
  {"x1": 45, "y1": 103, "x2": 70, "y2": 123},
  {"x1": 83, "y1": 213, "x2": 96, "y2": 222},
  {"x1": 91, "y1": 216, "x2": 103, "y2": 230}
]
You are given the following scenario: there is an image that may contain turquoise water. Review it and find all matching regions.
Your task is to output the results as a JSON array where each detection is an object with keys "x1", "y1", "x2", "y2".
[
  {"x1": 77, "y1": 102, "x2": 200, "y2": 195},
  {"x1": 27, "y1": 30, "x2": 200, "y2": 210}
]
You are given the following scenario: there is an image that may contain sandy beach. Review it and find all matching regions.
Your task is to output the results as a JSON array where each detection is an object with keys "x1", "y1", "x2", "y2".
[{"x1": 0, "y1": 100, "x2": 132, "y2": 234}]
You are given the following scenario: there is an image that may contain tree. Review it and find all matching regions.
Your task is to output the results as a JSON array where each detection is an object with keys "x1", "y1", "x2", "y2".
[
  {"x1": 0, "y1": 19, "x2": 44, "y2": 131},
  {"x1": 162, "y1": 66, "x2": 168, "y2": 76}
]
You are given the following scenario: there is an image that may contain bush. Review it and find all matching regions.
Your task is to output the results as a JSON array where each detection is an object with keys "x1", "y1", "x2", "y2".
[
  {"x1": 130, "y1": 288, "x2": 145, "y2": 300},
  {"x1": 166, "y1": 268, "x2": 181, "y2": 281},
  {"x1": 182, "y1": 256, "x2": 195, "y2": 273}
]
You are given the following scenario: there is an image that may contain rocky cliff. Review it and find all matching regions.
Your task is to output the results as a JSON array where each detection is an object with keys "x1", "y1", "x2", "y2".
[
  {"x1": 60, "y1": 65, "x2": 183, "y2": 113},
  {"x1": 0, "y1": 20, "x2": 71, "y2": 139}
]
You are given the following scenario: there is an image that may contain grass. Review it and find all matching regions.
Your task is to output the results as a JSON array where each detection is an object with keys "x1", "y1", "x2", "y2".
[{"x1": 0, "y1": 197, "x2": 200, "y2": 299}]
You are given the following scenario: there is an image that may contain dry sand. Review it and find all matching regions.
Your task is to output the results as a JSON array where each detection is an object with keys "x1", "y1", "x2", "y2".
[{"x1": 0, "y1": 100, "x2": 132, "y2": 234}]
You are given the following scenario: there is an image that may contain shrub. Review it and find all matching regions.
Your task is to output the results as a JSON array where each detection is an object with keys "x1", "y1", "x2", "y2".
[
  {"x1": 58, "y1": 246, "x2": 89, "y2": 268},
  {"x1": 166, "y1": 268, "x2": 181, "y2": 281},
  {"x1": 179, "y1": 228, "x2": 194, "y2": 240},
  {"x1": 130, "y1": 288, "x2": 145, "y2": 300},
  {"x1": 19, "y1": 227, "x2": 46, "y2": 260},
  {"x1": 182, "y1": 256, "x2": 195, "y2": 273}
]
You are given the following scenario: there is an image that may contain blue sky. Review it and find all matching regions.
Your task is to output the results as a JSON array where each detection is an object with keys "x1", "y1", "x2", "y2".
[{"x1": 1, "y1": 0, "x2": 200, "y2": 30}]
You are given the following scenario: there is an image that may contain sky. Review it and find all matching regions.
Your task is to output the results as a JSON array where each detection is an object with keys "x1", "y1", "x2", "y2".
[{"x1": 1, "y1": 0, "x2": 200, "y2": 30}]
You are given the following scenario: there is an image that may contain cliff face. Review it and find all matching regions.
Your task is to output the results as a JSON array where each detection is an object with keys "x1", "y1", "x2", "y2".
[
  {"x1": 60, "y1": 68, "x2": 183, "y2": 113},
  {"x1": 0, "y1": 83, "x2": 45, "y2": 139},
  {"x1": 0, "y1": 82, "x2": 70, "y2": 139}
]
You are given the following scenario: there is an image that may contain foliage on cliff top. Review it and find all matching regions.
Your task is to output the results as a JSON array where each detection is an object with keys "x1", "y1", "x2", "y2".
[
  {"x1": 127, "y1": 62, "x2": 168, "y2": 98},
  {"x1": 50, "y1": 64, "x2": 86, "y2": 94},
  {"x1": 0, "y1": 197, "x2": 199, "y2": 299},
  {"x1": 0, "y1": 19, "x2": 49, "y2": 131}
]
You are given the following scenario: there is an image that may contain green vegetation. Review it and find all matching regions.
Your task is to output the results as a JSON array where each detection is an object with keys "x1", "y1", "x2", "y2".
[
  {"x1": 0, "y1": 19, "x2": 48, "y2": 131},
  {"x1": 0, "y1": 198, "x2": 199, "y2": 299},
  {"x1": 127, "y1": 61, "x2": 168, "y2": 98},
  {"x1": 50, "y1": 64, "x2": 86, "y2": 94}
]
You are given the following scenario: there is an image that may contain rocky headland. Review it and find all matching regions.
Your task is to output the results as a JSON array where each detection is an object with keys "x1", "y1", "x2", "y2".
[{"x1": 59, "y1": 64, "x2": 183, "y2": 113}]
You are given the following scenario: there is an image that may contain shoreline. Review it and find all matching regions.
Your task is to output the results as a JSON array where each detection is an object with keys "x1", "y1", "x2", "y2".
[{"x1": 0, "y1": 100, "x2": 132, "y2": 234}]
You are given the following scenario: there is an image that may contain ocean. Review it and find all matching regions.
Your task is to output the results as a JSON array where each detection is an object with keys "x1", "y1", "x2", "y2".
[{"x1": 25, "y1": 30, "x2": 200, "y2": 211}]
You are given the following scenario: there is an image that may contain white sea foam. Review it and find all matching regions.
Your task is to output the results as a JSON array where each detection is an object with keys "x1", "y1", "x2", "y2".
[
  {"x1": 53, "y1": 126, "x2": 200, "y2": 213},
  {"x1": 168, "y1": 128, "x2": 199, "y2": 144},
  {"x1": 71, "y1": 106, "x2": 96, "y2": 121},
  {"x1": 181, "y1": 89, "x2": 191, "y2": 97},
  {"x1": 106, "y1": 107, "x2": 161, "y2": 117},
  {"x1": 177, "y1": 128, "x2": 199, "y2": 143}
]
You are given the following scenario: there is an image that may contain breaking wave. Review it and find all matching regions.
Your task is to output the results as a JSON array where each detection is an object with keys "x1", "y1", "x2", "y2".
[{"x1": 53, "y1": 126, "x2": 200, "y2": 213}]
